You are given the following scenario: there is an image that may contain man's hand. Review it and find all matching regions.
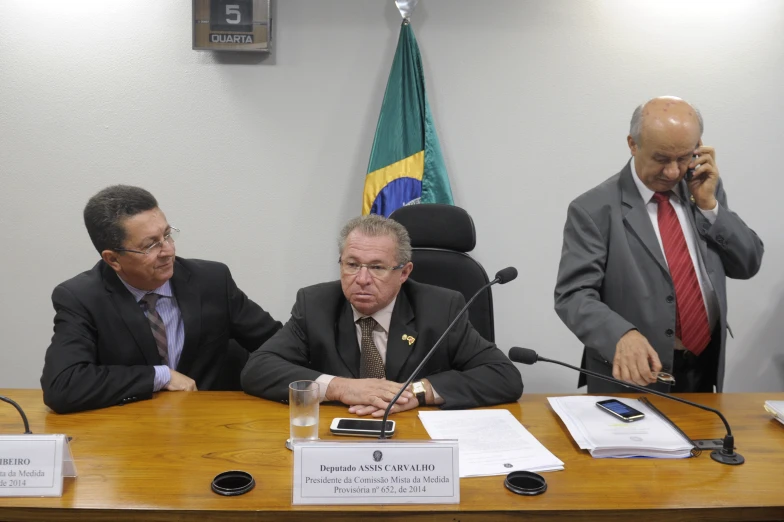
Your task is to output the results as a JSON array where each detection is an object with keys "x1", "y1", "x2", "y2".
[
  {"x1": 687, "y1": 143, "x2": 720, "y2": 210},
  {"x1": 165, "y1": 370, "x2": 198, "y2": 391},
  {"x1": 326, "y1": 377, "x2": 414, "y2": 412},
  {"x1": 612, "y1": 330, "x2": 662, "y2": 386},
  {"x1": 348, "y1": 399, "x2": 419, "y2": 417}
]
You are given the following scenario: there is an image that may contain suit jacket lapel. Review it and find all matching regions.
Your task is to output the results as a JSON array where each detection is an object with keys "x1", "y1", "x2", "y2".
[
  {"x1": 169, "y1": 260, "x2": 200, "y2": 373},
  {"x1": 102, "y1": 263, "x2": 160, "y2": 365},
  {"x1": 335, "y1": 301, "x2": 360, "y2": 378},
  {"x1": 620, "y1": 163, "x2": 670, "y2": 277},
  {"x1": 385, "y1": 290, "x2": 418, "y2": 382}
]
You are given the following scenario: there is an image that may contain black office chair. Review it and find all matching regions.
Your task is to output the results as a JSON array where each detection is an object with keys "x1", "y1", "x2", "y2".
[{"x1": 389, "y1": 204, "x2": 495, "y2": 342}]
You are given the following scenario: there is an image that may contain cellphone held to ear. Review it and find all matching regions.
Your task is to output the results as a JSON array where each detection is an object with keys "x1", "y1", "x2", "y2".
[{"x1": 685, "y1": 153, "x2": 698, "y2": 181}]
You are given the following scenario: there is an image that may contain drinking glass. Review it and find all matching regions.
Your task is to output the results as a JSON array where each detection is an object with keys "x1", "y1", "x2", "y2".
[{"x1": 289, "y1": 380, "x2": 319, "y2": 442}]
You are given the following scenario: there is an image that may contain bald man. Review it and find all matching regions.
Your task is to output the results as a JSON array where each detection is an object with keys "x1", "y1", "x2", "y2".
[{"x1": 554, "y1": 97, "x2": 763, "y2": 393}]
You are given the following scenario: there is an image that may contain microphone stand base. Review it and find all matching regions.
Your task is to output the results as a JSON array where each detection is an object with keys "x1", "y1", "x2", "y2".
[
  {"x1": 693, "y1": 439, "x2": 724, "y2": 450},
  {"x1": 710, "y1": 450, "x2": 744, "y2": 465}
]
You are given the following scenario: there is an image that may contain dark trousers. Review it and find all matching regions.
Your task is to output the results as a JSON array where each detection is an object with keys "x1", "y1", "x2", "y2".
[
  {"x1": 582, "y1": 325, "x2": 721, "y2": 394},
  {"x1": 670, "y1": 325, "x2": 721, "y2": 393}
]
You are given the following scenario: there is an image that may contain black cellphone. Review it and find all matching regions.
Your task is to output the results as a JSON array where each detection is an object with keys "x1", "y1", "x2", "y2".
[
  {"x1": 685, "y1": 153, "x2": 698, "y2": 181},
  {"x1": 595, "y1": 399, "x2": 645, "y2": 422}
]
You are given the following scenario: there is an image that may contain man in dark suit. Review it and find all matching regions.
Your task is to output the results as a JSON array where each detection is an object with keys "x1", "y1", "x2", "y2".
[
  {"x1": 41, "y1": 185, "x2": 281, "y2": 413},
  {"x1": 241, "y1": 214, "x2": 523, "y2": 416},
  {"x1": 555, "y1": 97, "x2": 763, "y2": 393}
]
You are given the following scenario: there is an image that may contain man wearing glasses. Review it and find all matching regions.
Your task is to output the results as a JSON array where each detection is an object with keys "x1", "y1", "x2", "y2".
[
  {"x1": 41, "y1": 185, "x2": 281, "y2": 413},
  {"x1": 241, "y1": 214, "x2": 522, "y2": 415}
]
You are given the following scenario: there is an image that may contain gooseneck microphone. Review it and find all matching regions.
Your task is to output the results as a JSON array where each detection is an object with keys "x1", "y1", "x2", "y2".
[
  {"x1": 378, "y1": 267, "x2": 518, "y2": 439},
  {"x1": 1, "y1": 395, "x2": 32, "y2": 434},
  {"x1": 508, "y1": 347, "x2": 743, "y2": 465}
]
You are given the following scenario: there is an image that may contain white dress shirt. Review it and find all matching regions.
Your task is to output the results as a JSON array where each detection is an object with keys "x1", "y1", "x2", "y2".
[
  {"x1": 316, "y1": 296, "x2": 441, "y2": 402},
  {"x1": 630, "y1": 160, "x2": 720, "y2": 331}
]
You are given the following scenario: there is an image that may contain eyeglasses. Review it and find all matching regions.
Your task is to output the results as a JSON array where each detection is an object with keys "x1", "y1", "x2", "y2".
[
  {"x1": 115, "y1": 228, "x2": 180, "y2": 256},
  {"x1": 653, "y1": 372, "x2": 676, "y2": 385},
  {"x1": 339, "y1": 259, "x2": 405, "y2": 279}
]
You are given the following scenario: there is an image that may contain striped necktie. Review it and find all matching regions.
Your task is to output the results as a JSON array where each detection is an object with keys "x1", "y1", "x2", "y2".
[
  {"x1": 653, "y1": 191, "x2": 712, "y2": 355},
  {"x1": 140, "y1": 293, "x2": 170, "y2": 366}
]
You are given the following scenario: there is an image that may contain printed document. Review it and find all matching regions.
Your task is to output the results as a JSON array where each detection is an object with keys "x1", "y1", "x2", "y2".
[
  {"x1": 419, "y1": 409, "x2": 564, "y2": 477},
  {"x1": 764, "y1": 400, "x2": 784, "y2": 425},
  {"x1": 548, "y1": 396, "x2": 693, "y2": 459}
]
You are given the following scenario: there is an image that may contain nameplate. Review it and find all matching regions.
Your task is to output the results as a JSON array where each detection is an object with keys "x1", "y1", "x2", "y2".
[
  {"x1": 292, "y1": 440, "x2": 459, "y2": 505},
  {"x1": 0, "y1": 434, "x2": 77, "y2": 497}
]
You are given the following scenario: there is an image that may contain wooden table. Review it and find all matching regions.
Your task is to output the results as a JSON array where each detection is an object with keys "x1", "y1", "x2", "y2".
[{"x1": 1, "y1": 389, "x2": 783, "y2": 521}]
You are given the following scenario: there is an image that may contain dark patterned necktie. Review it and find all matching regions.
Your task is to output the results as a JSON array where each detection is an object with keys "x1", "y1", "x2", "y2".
[
  {"x1": 653, "y1": 192, "x2": 711, "y2": 355},
  {"x1": 140, "y1": 293, "x2": 169, "y2": 366},
  {"x1": 358, "y1": 317, "x2": 385, "y2": 379}
]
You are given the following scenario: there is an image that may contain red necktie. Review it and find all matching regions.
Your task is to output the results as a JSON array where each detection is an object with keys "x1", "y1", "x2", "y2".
[{"x1": 652, "y1": 192, "x2": 711, "y2": 355}]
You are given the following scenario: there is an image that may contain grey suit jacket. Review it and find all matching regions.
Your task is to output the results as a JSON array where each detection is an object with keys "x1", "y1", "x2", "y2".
[
  {"x1": 554, "y1": 162, "x2": 763, "y2": 391},
  {"x1": 241, "y1": 279, "x2": 523, "y2": 409}
]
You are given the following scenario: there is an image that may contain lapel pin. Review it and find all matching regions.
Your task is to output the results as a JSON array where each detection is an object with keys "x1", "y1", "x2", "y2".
[
  {"x1": 406, "y1": 335, "x2": 415, "y2": 346},
  {"x1": 401, "y1": 334, "x2": 408, "y2": 341},
  {"x1": 690, "y1": 195, "x2": 696, "y2": 203}
]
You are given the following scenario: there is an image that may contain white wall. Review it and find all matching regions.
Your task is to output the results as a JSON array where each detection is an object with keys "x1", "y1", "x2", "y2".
[{"x1": 1, "y1": 0, "x2": 781, "y2": 392}]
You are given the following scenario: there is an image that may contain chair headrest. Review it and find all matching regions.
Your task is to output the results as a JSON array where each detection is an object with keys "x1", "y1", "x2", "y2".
[{"x1": 389, "y1": 204, "x2": 476, "y2": 252}]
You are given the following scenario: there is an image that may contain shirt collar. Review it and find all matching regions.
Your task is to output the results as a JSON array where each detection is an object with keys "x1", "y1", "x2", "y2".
[
  {"x1": 630, "y1": 159, "x2": 684, "y2": 204},
  {"x1": 352, "y1": 296, "x2": 397, "y2": 334},
  {"x1": 119, "y1": 277, "x2": 173, "y2": 303}
]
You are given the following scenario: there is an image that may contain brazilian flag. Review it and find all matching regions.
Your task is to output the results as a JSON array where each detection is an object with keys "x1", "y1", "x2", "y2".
[{"x1": 362, "y1": 21, "x2": 454, "y2": 217}]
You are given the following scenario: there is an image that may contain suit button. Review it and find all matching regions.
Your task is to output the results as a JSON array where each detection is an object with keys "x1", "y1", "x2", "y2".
[
  {"x1": 666, "y1": 295, "x2": 674, "y2": 303},
  {"x1": 665, "y1": 329, "x2": 674, "y2": 337}
]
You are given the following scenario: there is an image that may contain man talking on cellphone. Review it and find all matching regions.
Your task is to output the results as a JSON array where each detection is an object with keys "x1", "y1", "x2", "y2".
[{"x1": 554, "y1": 96, "x2": 763, "y2": 393}]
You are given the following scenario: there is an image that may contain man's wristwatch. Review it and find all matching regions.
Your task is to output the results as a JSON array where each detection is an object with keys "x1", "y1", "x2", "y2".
[{"x1": 411, "y1": 381, "x2": 427, "y2": 407}]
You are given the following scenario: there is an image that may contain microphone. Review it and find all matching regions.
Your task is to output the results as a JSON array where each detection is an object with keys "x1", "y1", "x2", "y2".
[
  {"x1": 494, "y1": 266, "x2": 518, "y2": 285},
  {"x1": 1, "y1": 395, "x2": 32, "y2": 434},
  {"x1": 508, "y1": 347, "x2": 744, "y2": 465},
  {"x1": 379, "y1": 266, "x2": 518, "y2": 439}
]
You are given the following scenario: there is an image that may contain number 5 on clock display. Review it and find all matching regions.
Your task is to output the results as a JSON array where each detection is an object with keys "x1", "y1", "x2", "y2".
[
  {"x1": 192, "y1": 0, "x2": 271, "y2": 52},
  {"x1": 210, "y1": 0, "x2": 252, "y2": 32}
]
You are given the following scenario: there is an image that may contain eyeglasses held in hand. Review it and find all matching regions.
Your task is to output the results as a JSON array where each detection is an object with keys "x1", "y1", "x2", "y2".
[{"x1": 653, "y1": 372, "x2": 676, "y2": 385}]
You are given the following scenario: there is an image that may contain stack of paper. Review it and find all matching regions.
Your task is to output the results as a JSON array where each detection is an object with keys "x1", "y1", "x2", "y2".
[
  {"x1": 764, "y1": 401, "x2": 784, "y2": 425},
  {"x1": 548, "y1": 396, "x2": 693, "y2": 459},
  {"x1": 418, "y1": 409, "x2": 564, "y2": 477}
]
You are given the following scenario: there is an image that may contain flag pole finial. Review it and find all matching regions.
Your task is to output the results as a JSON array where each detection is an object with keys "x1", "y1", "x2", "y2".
[{"x1": 395, "y1": 0, "x2": 419, "y2": 20}]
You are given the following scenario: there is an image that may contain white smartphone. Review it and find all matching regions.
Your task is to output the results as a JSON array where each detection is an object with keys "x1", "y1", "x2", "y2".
[{"x1": 329, "y1": 418, "x2": 396, "y2": 437}]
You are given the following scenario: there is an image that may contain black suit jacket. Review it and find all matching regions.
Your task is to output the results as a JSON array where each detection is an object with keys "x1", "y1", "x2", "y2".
[
  {"x1": 241, "y1": 280, "x2": 523, "y2": 409},
  {"x1": 41, "y1": 257, "x2": 282, "y2": 413}
]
